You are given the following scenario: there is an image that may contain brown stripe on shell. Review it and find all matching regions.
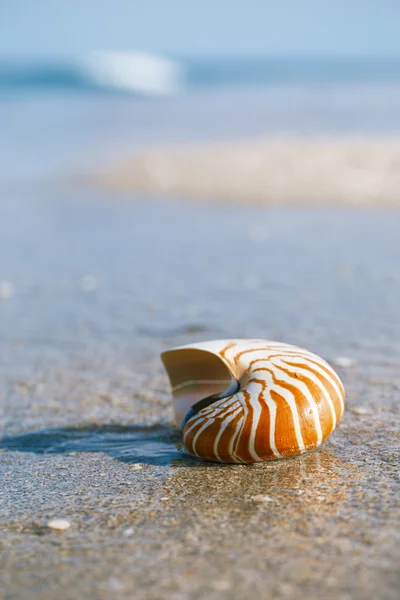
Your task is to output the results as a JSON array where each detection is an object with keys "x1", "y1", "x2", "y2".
[
  {"x1": 190, "y1": 417, "x2": 224, "y2": 462},
  {"x1": 270, "y1": 352, "x2": 346, "y2": 404},
  {"x1": 275, "y1": 362, "x2": 335, "y2": 439},
  {"x1": 252, "y1": 367, "x2": 319, "y2": 451},
  {"x1": 283, "y1": 359, "x2": 344, "y2": 423},
  {"x1": 248, "y1": 379, "x2": 275, "y2": 460},
  {"x1": 214, "y1": 406, "x2": 245, "y2": 463},
  {"x1": 192, "y1": 397, "x2": 236, "y2": 420},
  {"x1": 232, "y1": 345, "x2": 267, "y2": 365},
  {"x1": 218, "y1": 342, "x2": 237, "y2": 360},
  {"x1": 269, "y1": 390, "x2": 303, "y2": 456},
  {"x1": 231, "y1": 390, "x2": 257, "y2": 463},
  {"x1": 183, "y1": 398, "x2": 244, "y2": 463},
  {"x1": 182, "y1": 417, "x2": 208, "y2": 457},
  {"x1": 256, "y1": 350, "x2": 345, "y2": 417},
  {"x1": 248, "y1": 373, "x2": 302, "y2": 456}
]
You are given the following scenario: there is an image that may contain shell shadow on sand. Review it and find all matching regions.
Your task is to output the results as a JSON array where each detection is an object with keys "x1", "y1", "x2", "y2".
[
  {"x1": 0, "y1": 424, "x2": 193, "y2": 467},
  {"x1": 0, "y1": 423, "x2": 355, "y2": 481},
  {"x1": 1, "y1": 423, "x2": 362, "y2": 532},
  {"x1": 0, "y1": 424, "x2": 268, "y2": 468}
]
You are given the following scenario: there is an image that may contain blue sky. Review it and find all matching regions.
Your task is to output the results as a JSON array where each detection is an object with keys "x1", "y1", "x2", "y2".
[{"x1": 1, "y1": 0, "x2": 399, "y2": 58}]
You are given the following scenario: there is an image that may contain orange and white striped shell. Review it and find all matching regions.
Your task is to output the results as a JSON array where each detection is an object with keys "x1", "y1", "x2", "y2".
[{"x1": 161, "y1": 339, "x2": 345, "y2": 463}]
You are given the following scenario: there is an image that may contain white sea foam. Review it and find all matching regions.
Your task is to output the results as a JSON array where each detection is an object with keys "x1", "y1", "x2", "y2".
[{"x1": 81, "y1": 51, "x2": 184, "y2": 96}]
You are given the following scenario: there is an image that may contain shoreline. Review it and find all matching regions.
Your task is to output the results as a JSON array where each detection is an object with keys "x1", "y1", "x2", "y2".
[{"x1": 91, "y1": 135, "x2": 400, "y2": 207}]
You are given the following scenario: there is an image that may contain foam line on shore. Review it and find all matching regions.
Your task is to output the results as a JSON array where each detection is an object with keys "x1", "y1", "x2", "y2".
[{"x1": 91, "y1": 136, "x2": 400, "y2": 206}]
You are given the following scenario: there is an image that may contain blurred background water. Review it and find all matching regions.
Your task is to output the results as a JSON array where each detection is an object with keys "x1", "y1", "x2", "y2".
[
  {"x1": 2, "y1": 1, "x2": 400, "y2": 186},
  {"x1": 1, "y1": 1, "x2": 400, "y2": 355},
  {"x1": 2, "y1": 56, "x2": 400, "y2": 185}
]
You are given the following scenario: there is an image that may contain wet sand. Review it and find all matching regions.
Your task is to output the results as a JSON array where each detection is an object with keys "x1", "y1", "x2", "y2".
[
  {"x1": 94, "y1": 136, "x2": 400, "y2": 206},
  {"x1": 0, "y1": 194, "x2": 399, "y2": 599}
]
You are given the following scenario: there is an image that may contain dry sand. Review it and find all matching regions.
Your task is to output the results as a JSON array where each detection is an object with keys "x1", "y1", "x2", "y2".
[{"x1": 93, "y1": 136, "x2": 400, "y2": 206}]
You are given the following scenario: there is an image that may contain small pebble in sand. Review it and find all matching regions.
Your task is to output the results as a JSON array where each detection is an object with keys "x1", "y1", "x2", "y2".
[
  {"x1": 332, "y1": 356, "x2": 357, "y2": 368},
  {"x1": 47, "y1": 518, "x2": 71, "y2": 531},
  {"x1": 279, "y1": 583, "x2": 295, "y2": 596},
  {"x1": 123, "y1": 527, "x2": 135, "y2": 537},
  {"x1": 211, "y1": 580, "x2": 231, "y2": 591},
  {"x1": 79, "y1": 275, "x2": 98, "y2": 292},
  {"x1": 349, "y1": 406, "x2": 370, "y2": 415},
  {"x1": 251, "y1": 494, "x2": 276, "y2": 503},
  {"x1": 0, "y1": 281, "x2": 14, "y2": 300},
  {"x1": 130, "y1": 464, "x2": 144, "y2": 470}
]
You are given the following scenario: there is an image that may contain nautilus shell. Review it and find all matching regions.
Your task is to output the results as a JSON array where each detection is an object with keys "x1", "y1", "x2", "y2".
[{"x1": 161, "y1": 339, "x2": 345, "y2": 463}]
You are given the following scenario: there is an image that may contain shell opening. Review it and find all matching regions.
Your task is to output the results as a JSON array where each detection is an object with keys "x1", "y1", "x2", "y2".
[{"x1": 161, "y1": 347, "x2": 237, "y2": 427}]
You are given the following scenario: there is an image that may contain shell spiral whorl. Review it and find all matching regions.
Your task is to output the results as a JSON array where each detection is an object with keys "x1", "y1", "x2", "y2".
[{"x1": 161, "y1": 339, "x2": 345, "y2": 463}]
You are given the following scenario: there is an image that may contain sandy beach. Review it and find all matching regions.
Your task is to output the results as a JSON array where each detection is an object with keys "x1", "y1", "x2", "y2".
[
  {"x1": 1, "y1": 194, "x2": 399, "y2": 599},
  {"x1": 94, "y1": 135, "x2": 400, "y2": 207},
  {"x1": 1, "y1": 61, "x2": 400, "y2": 600}
]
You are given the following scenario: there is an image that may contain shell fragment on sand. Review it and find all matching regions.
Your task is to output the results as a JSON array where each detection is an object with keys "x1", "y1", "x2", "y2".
[
  {"x1": 47, "y1": 518, "x2": 71, "y2": 531},
  {"x1": 332, "y1": 356, "x2": 357, "y2": 368},
  {"x1": 251, "y1": 495, "x2": 276, "y2": 503}
]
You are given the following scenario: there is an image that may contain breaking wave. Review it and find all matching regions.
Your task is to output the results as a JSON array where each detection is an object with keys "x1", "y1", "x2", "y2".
[{"x1": 2, "y1": 53, "x2": 400, "y2": 97}]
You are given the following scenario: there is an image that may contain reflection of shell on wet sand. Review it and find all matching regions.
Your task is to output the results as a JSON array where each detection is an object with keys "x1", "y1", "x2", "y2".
[
  {"x1": 161, "y1": 339, "x2": 346, "y2": 463},
  {"x1": 153, "y1": 447, "x2": 366, "y2": 599},
  {"x1": 164, "y1": 449, "x2": 356, "y2": 532}
]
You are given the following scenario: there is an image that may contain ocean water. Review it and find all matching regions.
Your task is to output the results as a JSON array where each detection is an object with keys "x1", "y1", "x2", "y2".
[
  {"x1": 1, "y1": 56, "x2": 400, "y2": 184},
  {"x1": 3, "y1": 56, "x2": 400, "y2": 95}
]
